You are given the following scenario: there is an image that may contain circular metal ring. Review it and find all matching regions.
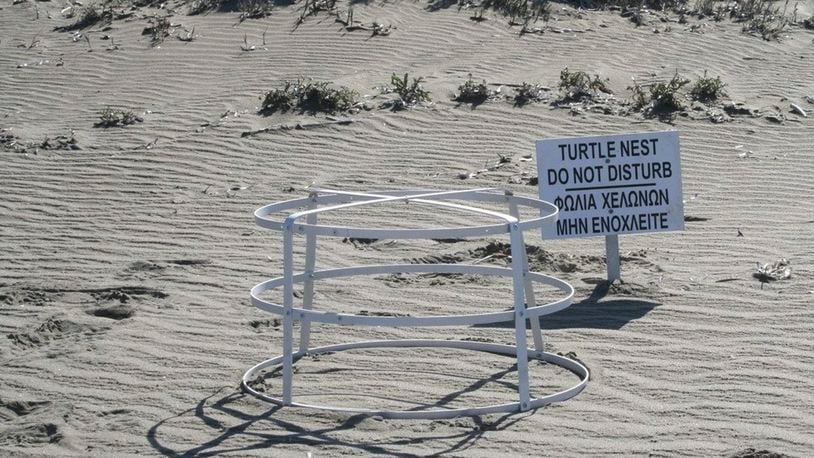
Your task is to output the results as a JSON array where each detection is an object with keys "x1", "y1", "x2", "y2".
[
  {"x1": 251, "y1": 264, "x2": 574, "y2": 327},
  {"x1": 242, "y1": 339, "x2": 589, "y2": 420},
  {"x1": 253, "y1": 189, "x2": 560, "y2": 240}
]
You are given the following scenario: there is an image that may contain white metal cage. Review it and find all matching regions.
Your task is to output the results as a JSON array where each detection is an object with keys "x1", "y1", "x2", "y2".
[{"x1": 243, "y1": 189, "x2": 589, "y2": 419}]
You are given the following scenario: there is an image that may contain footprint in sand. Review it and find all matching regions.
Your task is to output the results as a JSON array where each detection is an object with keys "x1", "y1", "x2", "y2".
[
  {"x1": 0, "y1": 399, "x2": 53, "y2": 422},
  {"x1": 86, "y1": 286, "x2": 169, "y2": 319},
  {"x1": 6, "y1": 317, "x2": 106, "y2": 350},
  {"x1": 248, "y1": 318, "x2": 280, "y2": 331},
  {"x1": 88, "y1": 304, "x2": 136, "y2": 320},
  {"x1": 0, "y1": 286, "x2": 57, "y2": 307},
  {"x1": 0, "y1": 422, "x2": 64, "y2": 446},
  {"x1": 122, "y1": 259, "x2": 211, "y2": 279},
  {"x1": 0, "y1": 398, "x2": 72, "y2": 447},
  {"x1": 407, "y1": 253, "x2": 466, "y2": 265},
  {"x1": 90, "y1": 287, "x2": 168, "y2": 303},
  {"x1": 342, "y1": 237, "x2": 380, "y2": 249}
]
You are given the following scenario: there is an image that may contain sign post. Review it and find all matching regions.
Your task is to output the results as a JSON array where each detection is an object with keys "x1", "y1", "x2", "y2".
[
  {"x1": 605, "y1": 234, "x2": 620, "y2": 282},
  {"x1": 536, "y1": 131, "x2": 684, "y2": 282}
]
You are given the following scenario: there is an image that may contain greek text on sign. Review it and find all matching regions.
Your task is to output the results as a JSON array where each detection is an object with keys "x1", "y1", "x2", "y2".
[{"x1": 536, "y1": 131, "x2": 684, "y2": 239}]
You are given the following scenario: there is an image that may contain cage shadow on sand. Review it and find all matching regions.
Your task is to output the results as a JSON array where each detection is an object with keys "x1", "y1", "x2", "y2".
[{"x1": 147, "y1": 369, "x2": 535, "y2": 457}]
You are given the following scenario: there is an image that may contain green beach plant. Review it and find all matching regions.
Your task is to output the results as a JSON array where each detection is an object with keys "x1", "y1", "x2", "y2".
[
  {"x1": 454, "y1": 74, "x2": 491, "y2": 105},
  {"x1": 96, "y1": 107, "x2": 142, "y2": 127},
  {"x1": 297, "y1": 0, "x2": 338, "y2": 25},
  {"x1": 690, "y1": 71, "x2": 727, "y2": 101},
  {"x1": 628, "y1": 70, "x2": 690, "y2": 115},
  {"x1": 56, "y1": 4, "x2": 112, "y2": 31},
  {"x1": 261, "y1": 82, "x2": 297, "y2": 112},
  {"x1": 260, "y1": 79, "x2": 358, "y2": 114},
  {"x1": 649, "y1": 71, "x2": 690, "y2": 111},
  {"x1": 187, "y1": 0, "x2": 217, "y2": 15},
  {"x1": 143, "y1": 16, "x2": 172, "y2": 45},
  {"x1": 390, "y1": 73, "x2": 431, "y2": 109},
  {"x1": 477, "y1": 0, "x2": 551, "y2": 25},
  {"x1": 558, "y1": 68, "x2": 612, "y2": 101},
  {"x1": 513, "y1": 82, "x2": 548, "y2": 106},
  {"x1": 729, "y1": 0, "x2": 790, "y2": 40}
]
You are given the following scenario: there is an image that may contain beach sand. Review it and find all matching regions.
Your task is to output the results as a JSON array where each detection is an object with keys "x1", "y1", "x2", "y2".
[{"x1": 1, "y1": 1, "x2": 813, "y2": 455}]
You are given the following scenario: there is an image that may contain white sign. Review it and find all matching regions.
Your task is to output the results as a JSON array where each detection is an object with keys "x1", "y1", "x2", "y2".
[{"x1": 536, "y1": 131, "x2": 684, "y2": 239}]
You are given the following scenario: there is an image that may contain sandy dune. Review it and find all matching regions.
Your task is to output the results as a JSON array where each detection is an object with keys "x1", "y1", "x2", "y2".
[{"x1": 1, "y1": 0, "x2": 813, "y2": 455}]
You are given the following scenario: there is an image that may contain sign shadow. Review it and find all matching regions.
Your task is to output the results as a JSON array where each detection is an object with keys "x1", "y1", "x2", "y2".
[
  {"x1": 474, "y1": 281, "x2": 660, "y2": 331},
  {"x1": 539, "y1": 281, "x2": 660, "y2": 330}
]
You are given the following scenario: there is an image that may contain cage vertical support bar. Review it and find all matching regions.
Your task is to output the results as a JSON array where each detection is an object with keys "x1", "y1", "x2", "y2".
[
  {"x1": 509, "y1": 221, "x2": 531, "y2": 410},
  {"x1": 282, "y1": 220, "x2": 295, "y2": 405},
  {"x1": 298, "y1": 192, "x2": 319, "y2": 354},
  {"x1": 507, "y1": 191, "x2": 544, "y2": 356}
]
